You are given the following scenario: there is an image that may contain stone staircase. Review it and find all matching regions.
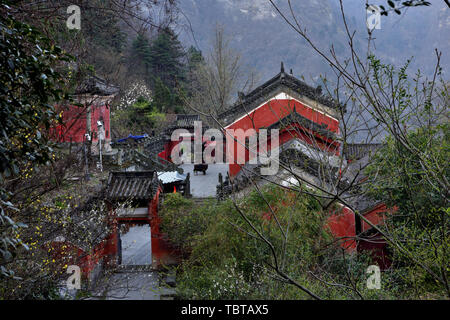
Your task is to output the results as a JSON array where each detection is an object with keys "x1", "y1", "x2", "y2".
[{"x1": 192, "y1": 197, "x2": 215, "y2": 206}]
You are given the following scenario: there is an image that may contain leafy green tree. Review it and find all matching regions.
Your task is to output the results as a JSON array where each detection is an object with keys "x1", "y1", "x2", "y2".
[
  {"x1": 366, "y1": 124, "x2": 449, "y2": 297},
  {"x1": 113, "y1": 97, "x2": 166, "y2": 135},
  {"x1": 168, "y1": 185, "x2": 406, "y2": 299},
  {"x1": 159, "y1": 193, "x2": 209, "y2": 255},
  {"x1": 163, "y1": 186, "x2": 337, "y2": 299},
  {"x1": 0, "y1": 6, "x2": 71, "y2": 278},
  {"x1": 184, "y1": 46, "x2": 205, "y2": 99}
]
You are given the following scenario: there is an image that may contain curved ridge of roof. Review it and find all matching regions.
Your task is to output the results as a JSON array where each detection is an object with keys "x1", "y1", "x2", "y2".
[{"x1": 218, "y1": 65, "x2": 343, "y2": 125}]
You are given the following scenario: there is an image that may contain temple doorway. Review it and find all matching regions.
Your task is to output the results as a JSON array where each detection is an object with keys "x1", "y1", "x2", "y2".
[{"x1": 118, "y1": 223, "x2": 152, "y2": 266}]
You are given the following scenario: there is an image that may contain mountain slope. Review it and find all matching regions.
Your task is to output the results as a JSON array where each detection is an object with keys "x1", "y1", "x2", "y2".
[{"x1": 179, "y1": 0, "x2": 449, "y2": 82}]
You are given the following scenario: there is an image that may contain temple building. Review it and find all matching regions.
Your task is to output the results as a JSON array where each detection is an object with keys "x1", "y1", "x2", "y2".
[
  {"x1": 104, "y1": 171, "x2": 179, "y2": 267},
  {"x1": 218, "y1": 62, "x2": 341, "y2": 180},
  {"x1": 210, "y1": 63, "x2": 390, "y2": 267},
  {"x1": 51, "y1": 76, "x2": 119, "y2": 155}
]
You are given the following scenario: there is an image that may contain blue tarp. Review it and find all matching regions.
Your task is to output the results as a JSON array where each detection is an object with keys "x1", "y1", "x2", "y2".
[{"x1": 117, "y1": 134, "x2": 149, "y2": 143}]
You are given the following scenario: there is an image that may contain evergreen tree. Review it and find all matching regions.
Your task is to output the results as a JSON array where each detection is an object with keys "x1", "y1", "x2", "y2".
[
  {"x1": 82, "y1": 0, "x2": 127, "y2": 54},
  {"x1": 151, "y1": 77, "x2": 173, "y2": 113},
  {"x1": 130, "y1": 33, "x2": 153, "y2": 82},
  {"x1": 187, "y1": 46, "x2": 204, "y2": 71},
  {"x1": 149, "y1": 27, "x2": 186, "y2": 90},
  {"x1": 185, "y1": 46, "x2": 205, "y2": 99}
]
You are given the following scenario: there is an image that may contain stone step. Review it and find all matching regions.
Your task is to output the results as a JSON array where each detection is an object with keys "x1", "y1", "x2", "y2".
[
  {"x1": 192, "y1": 197, "x2": 215, "y2": 205},
  {"x1": 115, "y1": 264, "x2": 154, "y2": 273}
]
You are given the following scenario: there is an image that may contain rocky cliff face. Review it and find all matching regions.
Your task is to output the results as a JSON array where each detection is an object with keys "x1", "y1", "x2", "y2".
[{"x1": 179, "y1": 0, "x2": 449, "y2": 82}]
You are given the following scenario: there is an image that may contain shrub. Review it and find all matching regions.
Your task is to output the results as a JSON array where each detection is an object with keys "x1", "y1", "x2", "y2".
[
  {"x1": 159, "y1": 193, "x2": 212, "y2": 254},
  {"x1": 174, "y1": 186, "x2": 335, "y2": 299}
]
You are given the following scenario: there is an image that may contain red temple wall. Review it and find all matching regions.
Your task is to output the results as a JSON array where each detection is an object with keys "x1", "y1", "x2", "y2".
[
  {"x1": 327, "y1": 206, "x2": 357, "y2": 251},
  {"x1": 51, "y1": 104, "x2": 110, "y2": 143},
  {"x1": 226, "y1": 99, "x2": 339, "y2": 134}
]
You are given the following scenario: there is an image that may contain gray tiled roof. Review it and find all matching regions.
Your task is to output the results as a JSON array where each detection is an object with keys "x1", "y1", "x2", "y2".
[
  {"x1": 75, "y1": 75, "x2": 119, "y2": 96},
  {"x1": 173, "y1": 114, "x2": 201, "y2": 128},
  {"x1": 219, "y1": 65, "x2": 342, "y2": 126},
  {"x1": 106, "y1": 171, "x2": 159, "y2": 201},
  {"x1": 145, "y1": 136, "x2": 167, "y2": 154}
]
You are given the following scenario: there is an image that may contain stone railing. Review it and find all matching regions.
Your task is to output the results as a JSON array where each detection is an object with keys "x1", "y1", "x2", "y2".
[{"x1": 216, "y1": 168, "x2": 260, "y2": 201}]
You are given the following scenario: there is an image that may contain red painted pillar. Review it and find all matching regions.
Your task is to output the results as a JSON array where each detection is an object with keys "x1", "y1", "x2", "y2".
[{"x1": 150, "y1": 188, "x2": 178, "y2": 267}]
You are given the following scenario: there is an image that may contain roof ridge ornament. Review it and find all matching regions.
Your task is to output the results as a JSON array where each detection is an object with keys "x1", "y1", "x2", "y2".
[
  {"x1": 316, "y1": 85, "x2": 322, "y2": 95},
  {"x1": 280, "y1": 62, "x2": 285, "y2": 80}
]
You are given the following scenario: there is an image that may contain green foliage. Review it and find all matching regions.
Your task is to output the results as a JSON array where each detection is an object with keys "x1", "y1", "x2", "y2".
[
  {"x1": 112, "y1": 98, "x2": 166, "y2": 135},
  {"x1": 171, "y1": 197, "x2": 270, "y2": 299},
  {"x1": 362, "y1": 54, "x2": 449, "y2": 298},
  {"x1": 365, "y1": 125, "x2": 449, "y2": 296},
  {"x1": 81, "y1": 0, "x2": 127, "y2": 53},
  {"x1": 130, "y1": 33, "x2": 153, "y2": 82},
  {"x1": 149, "y1": 28, "x2": 186, "y2": 90},
  {"x1": 160, "y1": 193, "x2": 212, "y2": 254},
  {"x1": 172, "y1": 185, "x2": 334, "y2": 299},
  {"x1": 187, "y1": 46, "x2": 204, "y2": 71},
  {"x1": 128, "y1": 28, "x2": 188, "y2": 112},
  {"x1": 146, "y1": 109, "x2": 166, "y2": 126},
  {"x1": 0, "y1": 7, "x2": 71, "y2": 278},
  {"x1": 167, "y1": 184, "x2": 429, "y2": 299},
  {"x1": 367, "y1": 126, "x2": 449, "y2": 215},
  {"x1": 151, "y1": 77, "x2": 175, "y2": 112}
]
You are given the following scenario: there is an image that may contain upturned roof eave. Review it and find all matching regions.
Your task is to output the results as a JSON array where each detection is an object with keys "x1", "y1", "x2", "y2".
[{"x1": 218, "y1": 69, "x2": 342, "y2": 125}]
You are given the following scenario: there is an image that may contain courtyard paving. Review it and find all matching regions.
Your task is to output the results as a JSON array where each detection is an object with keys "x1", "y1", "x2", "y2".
[{"x1": 180, "y1": 163, "x2": 229, "y2": 198}]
